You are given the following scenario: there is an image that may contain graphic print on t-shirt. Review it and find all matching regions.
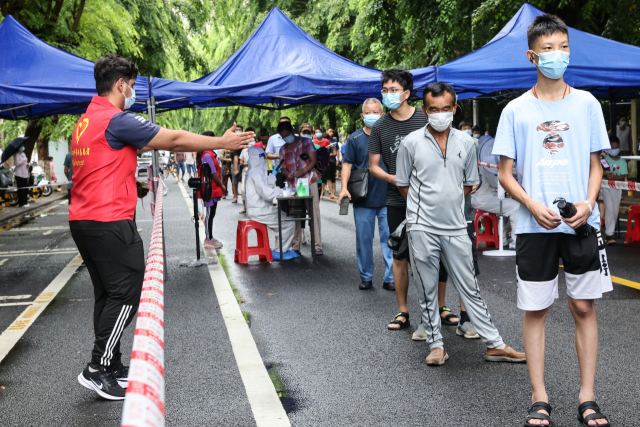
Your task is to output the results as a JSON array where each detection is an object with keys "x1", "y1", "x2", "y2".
[{"x1": 538, "y1": 121, "x2": 569, "y2": 156}]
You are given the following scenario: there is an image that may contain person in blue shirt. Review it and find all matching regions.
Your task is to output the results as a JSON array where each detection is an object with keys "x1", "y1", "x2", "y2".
[
  {"x1": 493, "y1": 14, "x2": 612, "y2": 427},
  {"x1": 338, "y1": 98, "x2": 394, "y2": 291}
]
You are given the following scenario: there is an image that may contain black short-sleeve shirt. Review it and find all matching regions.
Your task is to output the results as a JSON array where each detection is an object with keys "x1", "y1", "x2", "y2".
[{"x1": 367, "y1": 108, "x2": 428, "y2": 207}]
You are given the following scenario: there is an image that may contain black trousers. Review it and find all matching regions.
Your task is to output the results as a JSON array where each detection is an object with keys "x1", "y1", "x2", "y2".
[
  {"x1": 16, "y1": 176, "x2": 28, "y2": 206},
  {"x1": 205, "y1": 202, "x2": 218, "y2": 240},
  {"x1": 70, "y1": 220, "x2": 145, "y2": 368}
]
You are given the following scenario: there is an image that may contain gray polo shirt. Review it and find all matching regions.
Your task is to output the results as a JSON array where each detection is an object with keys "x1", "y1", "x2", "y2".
[{"x1": 396, "y1": 126, "x2": 479, "y2": 236}]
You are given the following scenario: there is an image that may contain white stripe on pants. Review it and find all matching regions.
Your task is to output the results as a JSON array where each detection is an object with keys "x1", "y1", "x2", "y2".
[
  {"x1": 407, "y1": 230, "x2": 505, "y2": 351},
  {"x1": 600, "y1": 187, "x2": 621, "y2": 237}
]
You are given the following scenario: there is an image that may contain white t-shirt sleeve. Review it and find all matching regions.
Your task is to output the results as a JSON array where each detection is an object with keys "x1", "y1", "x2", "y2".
[
  {"x1": 589, "y1": 97, "x2": 611, "y2": 153},
  {"x1": 492, "y1": 106, "x2": 516, "y2": 159},
  {"x1": 395, "y1": 140, "x2": 413, "y2": 187}
]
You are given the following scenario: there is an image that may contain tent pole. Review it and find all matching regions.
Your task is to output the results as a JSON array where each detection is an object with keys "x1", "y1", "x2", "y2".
[
  {"x1": 609, "y1": 90, "x2": 617, "y2": 133},
  {"x1": 473, "y1": 99, "x2": 479, "y2": 126},
  {"x1": 630, "y1": 99, "x2": 637, "y2": 182}
]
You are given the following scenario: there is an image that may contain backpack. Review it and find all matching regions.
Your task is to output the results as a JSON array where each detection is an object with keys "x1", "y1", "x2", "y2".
[{"x1": 313, "y1": 145, "x2": 330, "y2": 175}]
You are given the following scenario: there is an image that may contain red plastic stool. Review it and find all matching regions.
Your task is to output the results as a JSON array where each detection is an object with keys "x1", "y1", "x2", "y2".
[
  {"x1": 234, "y1": 220, "x2": 273, "y2": 264},
  {"x1": 474, "y1": 209, "x2": 500, "y2": 249},
  {"x1": 624, "y1": 205, "x2": 640, "y2": 244}
]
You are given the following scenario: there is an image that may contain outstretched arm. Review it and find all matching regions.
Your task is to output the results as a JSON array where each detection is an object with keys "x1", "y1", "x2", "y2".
[{"x1": 145, "y1": 123, "x2": 254, "y2": 152}]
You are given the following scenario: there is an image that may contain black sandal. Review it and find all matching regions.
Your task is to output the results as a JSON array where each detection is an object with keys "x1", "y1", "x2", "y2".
[
  {"x1": 439, "y1": 306, "x2": 459, "y2": 326},
  {"x1": 387, "y1": 312, "x2": 410, "y2": 330},
  {"x1": 524, "y1": 401, "x2": 552, "y2": 427},
  {"x1": 578, "y1": 401, "x2": 610, "y2": 426}
]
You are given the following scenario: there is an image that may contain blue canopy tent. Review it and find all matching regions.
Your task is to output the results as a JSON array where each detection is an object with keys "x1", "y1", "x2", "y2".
[
  {"x1": 434, "y1": 3, "x2": 640, "y2": 103},
  {"x1": 148, "y1": 7, "x2": 395, "y2": 112},
  {"x1": 0, "y1": 15, "x2": 150, "y2": 120}
]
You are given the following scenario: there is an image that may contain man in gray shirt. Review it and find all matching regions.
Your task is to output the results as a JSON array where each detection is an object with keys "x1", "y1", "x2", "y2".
[{"x1": 396, "y1": 82, "x2": 525, "y2": 366}]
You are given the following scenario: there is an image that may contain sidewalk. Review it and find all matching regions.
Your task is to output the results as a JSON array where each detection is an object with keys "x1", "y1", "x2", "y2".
[{"x1": 0, "y1": 190, "x2": 67, "y2": 226}]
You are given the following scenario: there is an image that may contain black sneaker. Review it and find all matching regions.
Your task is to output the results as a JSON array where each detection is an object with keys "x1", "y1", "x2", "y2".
[
  {"x1": 77, "y1": 364, "x2": 126, "y2": 400},
  {"x1": 110, "y1": 361, "x2": 129, "y2": 388}
]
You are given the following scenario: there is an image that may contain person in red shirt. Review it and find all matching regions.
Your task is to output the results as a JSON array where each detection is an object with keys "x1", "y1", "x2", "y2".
[
  {"x1": 72, "y1": 54, "x2": 253, "y2": 401},
  {"x1": 313, "y1": 126, "x2": 330, "y2": 147},
  {"x1": 278, "y1": 121, "x2": 323, "y2": 256}
]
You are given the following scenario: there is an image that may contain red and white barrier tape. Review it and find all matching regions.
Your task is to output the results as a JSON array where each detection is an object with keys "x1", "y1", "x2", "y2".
[
  {"x1": 478, "y1": 161, "x2": 499, "y2": 170},
  {"x1": 121, "y1": 180, "x2": 165, "y2": 427},
  {"x1": 601, "y1": 180, "x2": 639, "y2": 191},
  {"x1": 477, "y1": 162, "x2": 638, "y2": 191},
  {"x1": 3, "y1": 181, "x2": 71, "y2": 192}
]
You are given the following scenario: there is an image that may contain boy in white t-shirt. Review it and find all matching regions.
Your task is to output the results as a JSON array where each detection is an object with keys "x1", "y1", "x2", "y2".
[{"x1": 493, "y1": 14, "x2": 611, "y2": 427}]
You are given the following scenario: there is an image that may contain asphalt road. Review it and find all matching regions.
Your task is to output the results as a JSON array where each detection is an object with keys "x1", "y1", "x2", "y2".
[{"x1": 0, "y1": 174, "x2": 639, "y2": 426}]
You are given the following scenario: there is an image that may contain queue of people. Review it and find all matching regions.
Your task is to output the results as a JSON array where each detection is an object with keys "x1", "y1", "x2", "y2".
[{"x1": 56, "y1": 12, "x2": 625, "y2": 426}]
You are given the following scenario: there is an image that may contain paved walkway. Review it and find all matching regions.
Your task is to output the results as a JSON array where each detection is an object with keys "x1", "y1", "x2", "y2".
[{"x1": 0, "y1": 174, "x2": 639, "y2": 426}]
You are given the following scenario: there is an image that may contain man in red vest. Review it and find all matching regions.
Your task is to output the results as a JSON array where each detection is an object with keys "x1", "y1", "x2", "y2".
[{"x1": 72, "y1": 54, "x2": 253, "y2": 400}]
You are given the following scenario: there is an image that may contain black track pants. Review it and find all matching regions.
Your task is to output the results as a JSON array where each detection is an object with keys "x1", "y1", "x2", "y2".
[{"x1": 70, "y1": 220, "x2": 145, "y2": 368}]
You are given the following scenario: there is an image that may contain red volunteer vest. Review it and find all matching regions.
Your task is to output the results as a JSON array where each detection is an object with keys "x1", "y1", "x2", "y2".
[
  {"x1": 198, "y1": 150, "x2": 223, "y2": 199},
  {"x1": 68, "y1": 96, "x2": 139, "y2": 222}
]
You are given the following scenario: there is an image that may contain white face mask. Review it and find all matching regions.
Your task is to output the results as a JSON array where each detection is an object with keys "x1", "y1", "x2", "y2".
[{"x1": 428, "y1": 112, "x2": 454, "y2": 132}]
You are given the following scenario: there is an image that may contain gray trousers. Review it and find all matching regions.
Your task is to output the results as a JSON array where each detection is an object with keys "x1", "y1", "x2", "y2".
[{"x1": 408, "y1": 230, "x2": 505, "y2": 350}]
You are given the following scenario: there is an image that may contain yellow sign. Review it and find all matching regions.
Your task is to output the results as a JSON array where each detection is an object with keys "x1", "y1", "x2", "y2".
[{"x1": 75, "y1": 118, "x2": 89, "y2": 143}]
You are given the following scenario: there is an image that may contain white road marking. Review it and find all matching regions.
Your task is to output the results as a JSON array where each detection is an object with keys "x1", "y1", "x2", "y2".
[
  {"x1": 2, "y1": 226, "x2": 68, "y2": 232},
  {"x1": 177, "y1": 181, "x2": 290, "y2": 427},
  {"x1": 43, "y1": 230, "x2": 53, "y2": 235},
  {"x1": 0, "y1": 259, "x2": 7, "y2": 266},
  {"x1": 0, "y1": 295, "x2": 31, "y2": 301},
  {"x1": 0, "y1": 302, "x2": 32, "y2": 307},
  {"x1": 0, "y1": 249, "x2": 77, "y2": 257},
  {"x1": 0, "y1": 254, "x2": 82, "y2": 364},
  {"x1": 59, "y1": 200, "x2": 68, "y2": 205}
]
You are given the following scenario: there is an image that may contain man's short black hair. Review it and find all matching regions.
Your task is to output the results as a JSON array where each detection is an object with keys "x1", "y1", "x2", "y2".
[
  {"x1": 277, "y1": 121, "x2": 294, "y2": 134},
  {"x1": 202, "y1": 131, "x2": 215, "y2": 137},
  {"x1": 609, "y1": 135, "x2": 620, "y2": 144},
  {"x1": 246, "y1": 127, "x2": 255, "y2": 133},
  {"x1": 527, "y1": 14, "x2": 568, "y2": 49},
  {"x1": 472, "y1": 125, "x2": 483, "y2": 133},
  {"x1": 259, "y1": 127, "x2": 269, "y2": 137},
  {"x1": 236, "y1": 124, "x2": 244, "y2": 131},
  {"x1": 423, "y1": 82, "x2": 457, "y2": 107},
  {"x1": 280, "y1": 116, "x2": 291, "y2": 123},
  {"x1": 459, "y1": 121, "x2": 472, "y2": 129},
  {"x1": 381, "y1": 68, "x2": 414, "y2": 93},
  {"x1": 94, "y1": 54, "x2": 139, "y2": 96}
]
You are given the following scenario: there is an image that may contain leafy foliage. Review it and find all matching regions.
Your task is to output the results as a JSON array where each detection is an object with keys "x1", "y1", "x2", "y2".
[{"x1": 3, "y1": 0, "x2": 640, "y2": 146}]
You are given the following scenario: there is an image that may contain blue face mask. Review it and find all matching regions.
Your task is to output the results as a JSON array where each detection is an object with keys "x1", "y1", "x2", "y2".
[
  {"x1": 473, "y1": 133, "x2": 481, "y2": 138},
  {"x1": 363, "y1": 114, "x2": 381, "y2": 128},
  {"x1": 283, "y1": 134, "x2": 295, "y2": 144},
  {"x1": 463, "y1": 129, "x2": 472, "y2": 136},
  {"x1": 19, "y1": 146, "x2": 25, "y2": 152},
  {"x1": 609, "y1": 148, "x2": 620, "y2": 156},
  {"x1": 122, "y1": 82, "x2": 136, "y2": 110},
  {"x1": 235, "y1": 130, "x2": 242, "y2": 134},
  {"x1": 382, "y1": 90, "x2": 407, "y2": 111},
  {"x1": 532, "y1": 50, "x2": 570, "y2": 80},
  {"x1": 315, "y1": 132, "x2": 323, "y2": 139},
  {"x1": 301, "y1": 134, "x2": 312, "y2": 139}
]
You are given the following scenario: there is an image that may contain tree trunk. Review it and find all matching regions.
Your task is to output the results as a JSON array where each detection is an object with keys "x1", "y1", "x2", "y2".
[
  {"x1": 328, "y1": 109, "x2": 337, "y2": 133},
  {"x1": 23, "y1": 120, "x2": 43, "y2": 160}
]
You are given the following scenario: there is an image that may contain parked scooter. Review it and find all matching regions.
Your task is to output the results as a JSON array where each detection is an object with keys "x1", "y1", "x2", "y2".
[{"x1": 29, "y1": 162, "x2": 52, "y2": 197}]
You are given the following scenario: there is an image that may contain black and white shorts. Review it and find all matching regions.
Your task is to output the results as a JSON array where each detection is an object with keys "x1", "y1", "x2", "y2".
[{"x1": 515, "y1": 231, "x2": 608, "y2": 310}]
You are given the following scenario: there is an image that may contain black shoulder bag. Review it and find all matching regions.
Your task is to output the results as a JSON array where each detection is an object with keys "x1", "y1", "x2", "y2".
[{"x1": 347, "y1": 167, "x2": 369, "y2": 203}]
